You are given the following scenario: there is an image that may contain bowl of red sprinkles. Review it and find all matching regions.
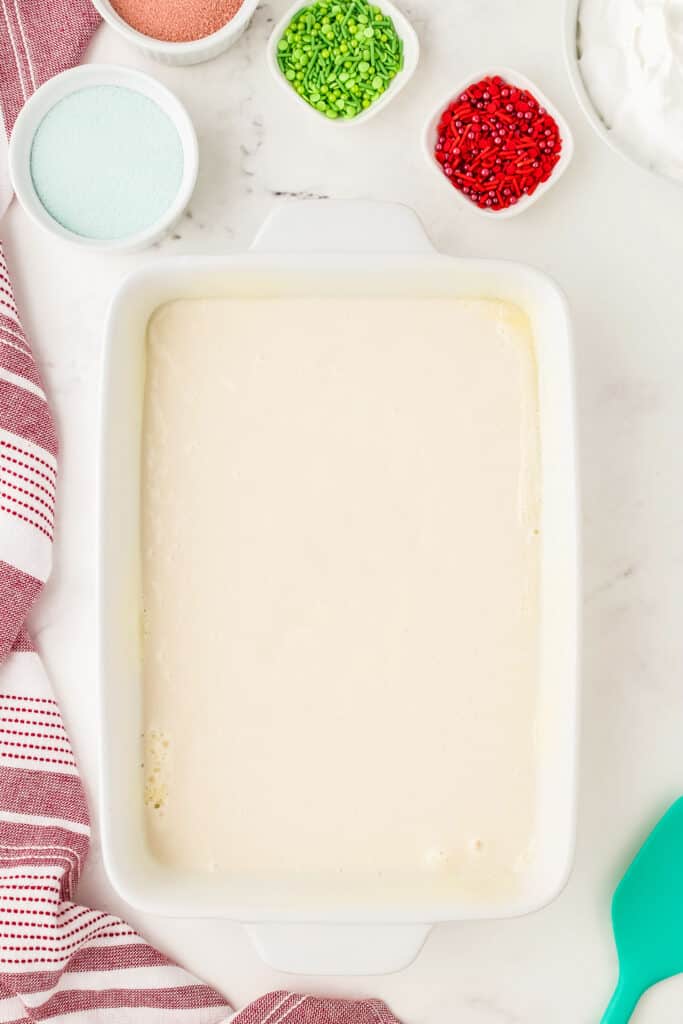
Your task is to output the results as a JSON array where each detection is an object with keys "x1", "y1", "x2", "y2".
[{"x1": 424, "y1": 69, "x2": 574, "y2": 217}]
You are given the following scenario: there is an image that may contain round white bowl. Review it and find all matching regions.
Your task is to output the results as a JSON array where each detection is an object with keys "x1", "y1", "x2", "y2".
[
  {"x1": 267, "y1": 0, "x2": 419, "y2": 127},
  {"x1": 91, "y1": 0, "x2": 259, "y2": 66},
  {"x1": 563, "y1": 0, "x2": 678, "y2": 181},
  {"x1": 423, "y1": 67, "x2": 574, "y2": 219},
  {"x1": 9, "y1": 64, "x2": 198, "y2": 254}
]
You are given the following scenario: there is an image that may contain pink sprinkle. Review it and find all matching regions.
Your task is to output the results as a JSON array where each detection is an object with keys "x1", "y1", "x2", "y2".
[{"x1": 110, "y1": 0, "x2": 245, "y2": 43}]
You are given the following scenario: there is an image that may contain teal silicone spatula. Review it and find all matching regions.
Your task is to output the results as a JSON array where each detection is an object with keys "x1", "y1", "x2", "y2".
[{"x1": 601, "y1": 797, "x2": 683, "y2": 1023}]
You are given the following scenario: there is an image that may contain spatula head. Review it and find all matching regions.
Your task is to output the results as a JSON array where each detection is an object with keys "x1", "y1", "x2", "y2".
[{"x1": 612, "y1": 798, "x2": 683, "y2": 994}]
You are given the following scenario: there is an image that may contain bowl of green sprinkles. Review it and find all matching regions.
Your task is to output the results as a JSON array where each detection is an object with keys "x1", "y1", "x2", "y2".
[{"x1": 267, "y1": 0, "x2": 419, "y2": 124}]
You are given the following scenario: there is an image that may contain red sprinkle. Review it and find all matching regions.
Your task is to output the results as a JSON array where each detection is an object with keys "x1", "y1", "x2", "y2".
[{"x1": 434, "y1": 76, "x2": 562, "y2": 212}]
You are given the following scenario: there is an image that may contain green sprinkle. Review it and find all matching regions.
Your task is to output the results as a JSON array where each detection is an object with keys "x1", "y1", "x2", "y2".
[{"x1": 276, "y1": 0, "x2": 403, "y2": 119}]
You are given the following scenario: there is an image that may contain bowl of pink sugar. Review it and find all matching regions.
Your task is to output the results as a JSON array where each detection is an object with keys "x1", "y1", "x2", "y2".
[{"x1": 91, "y1": 0, "x2": 259, "y2": 65}]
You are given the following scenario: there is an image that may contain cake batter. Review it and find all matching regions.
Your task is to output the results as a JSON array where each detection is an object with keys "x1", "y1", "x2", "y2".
[{"x1": 141, "y1": 296, "x2": 540, "y2": 904}]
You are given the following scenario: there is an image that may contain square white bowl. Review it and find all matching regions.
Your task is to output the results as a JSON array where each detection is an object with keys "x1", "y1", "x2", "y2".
[
  {"x1": 423, "y1": 67, "x2": 574, "y2": 219},
  {"x1": 267, "y1": 0, "x2": 419, "y2": 126}
]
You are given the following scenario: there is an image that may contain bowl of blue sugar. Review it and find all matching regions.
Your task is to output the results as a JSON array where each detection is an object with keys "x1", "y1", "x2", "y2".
[{"x1": 9, "y1": 65, "x2": 198, "y2": 252}]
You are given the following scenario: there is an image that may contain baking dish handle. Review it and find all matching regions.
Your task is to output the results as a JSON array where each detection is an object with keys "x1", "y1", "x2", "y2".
[
  {"x1": 245, "y1": 922, "x2": 431, "y2": 976},
  {"x1": 250, "y1": 199, "x2": 435, "y2": 255}
]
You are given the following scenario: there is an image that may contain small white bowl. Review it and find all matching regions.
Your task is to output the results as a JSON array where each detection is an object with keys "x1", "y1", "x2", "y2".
[
  {"x1": 9, "y1": 64, "x2": 198, "y2": 253},
  {"x1": 423, "y1": 67, "x2": 574, "y2": 219},
  {"x1": 91, "y1": 0, "x2": 259, "y2": 66},
  {"x1": 267, "y1": 0, "x2": 419, "y2": 127}
]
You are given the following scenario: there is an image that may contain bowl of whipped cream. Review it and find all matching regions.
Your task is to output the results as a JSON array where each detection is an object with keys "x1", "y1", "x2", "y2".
[{"x1": 565, "y1": 0, "x2": 683, "y2": 183}]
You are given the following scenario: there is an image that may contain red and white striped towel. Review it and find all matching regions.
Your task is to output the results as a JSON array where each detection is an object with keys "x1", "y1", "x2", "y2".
[{"x1": 0, "y1": 4, "x2": 404, "y2": 1022}]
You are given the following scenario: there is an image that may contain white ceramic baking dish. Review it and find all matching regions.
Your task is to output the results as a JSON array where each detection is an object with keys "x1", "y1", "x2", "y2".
[{"x1": 98, "y1": 200, "x2": 580, "y2": 976}]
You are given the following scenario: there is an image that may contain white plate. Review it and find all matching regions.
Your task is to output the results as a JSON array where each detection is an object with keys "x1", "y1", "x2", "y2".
[
  {"x1": 98, "y1": 200, "x2": 580, "y2": 975},
  {"x1": 266, "y1": 0, "x2": 419, "y2": 126},
  {"x1": 423, "y1": 67, "x2": 574, "y2": 219}
]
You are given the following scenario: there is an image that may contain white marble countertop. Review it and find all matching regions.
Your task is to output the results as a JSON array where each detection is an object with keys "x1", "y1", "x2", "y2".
[{"x1": 4, "y1": 0, "x2": 683, "y2": 1020}]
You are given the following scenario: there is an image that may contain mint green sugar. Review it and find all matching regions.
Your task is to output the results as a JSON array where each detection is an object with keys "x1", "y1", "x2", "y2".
[{"x1": 30, "y1": 85, "x2": 184, "y2": 241}]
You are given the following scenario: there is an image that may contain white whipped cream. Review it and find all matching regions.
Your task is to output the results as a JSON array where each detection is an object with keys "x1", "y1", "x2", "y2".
[{"x1": 578, "y1": 0, "x2": 683, "y2": 180}]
